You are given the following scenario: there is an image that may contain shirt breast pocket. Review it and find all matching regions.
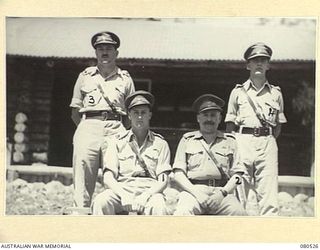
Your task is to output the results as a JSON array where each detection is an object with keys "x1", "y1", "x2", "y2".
[
  {"x1": 214, "y1": 149, "x2": 230, "y2": 174},
  {"x1": 186, "y1": 148, "x2": 204, "y2": 171},
  {"x1": 238, "y1": 99, "x2": 252, "y2": 117},
  {"x1": 118, "y1": 153, "x2": 135, "y2": 175},
  {"x1": 144, "y1": 149, "x2": 159, "y2": 175},
  {"x1": 264, "y1": 101, "x2": 280, "y2": 126},
  {"x1": 111, "y1": 82, "x2": 126, "y2": 102},
  {"x1": 81, "y1": 86, "x2": 102, "y2": 107},
  {"x1": 115, "y1": 83, "x2": 126, "y2": 95}
]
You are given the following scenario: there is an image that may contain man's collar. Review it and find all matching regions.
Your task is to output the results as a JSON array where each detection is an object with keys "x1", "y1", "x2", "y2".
[
  {"x1": 91, "y1": 66, "x2": 121, "y2": 78},
  {"x1": 127, "y1": 129, "x2": 154, "y2": 142},
  {"x1": 194, "y1": 130, "x2": 224, "y2": 139},
  {"x1": 243, "y1": 79, "x2": 271, "y2": 91}
]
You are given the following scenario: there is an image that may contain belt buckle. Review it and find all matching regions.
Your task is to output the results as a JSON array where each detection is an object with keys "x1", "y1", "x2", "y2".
[
  {"x1": 253, "y1": 127, "x2": 260, "y2": 137},
  {"x1": 114, "y1": 113, "x2": 120, "y2": 120},
  {"x1": 101, "y1": 111, "x2": 109, "y2": 121},
  {"x1": 208, "y1": 179, "x2": 215, "y2": 187}
]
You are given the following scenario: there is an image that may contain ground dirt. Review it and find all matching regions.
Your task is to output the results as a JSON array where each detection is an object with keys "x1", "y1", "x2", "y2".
[{"x1": 5, "y1": 178, "x2": 314, "y2": 216}]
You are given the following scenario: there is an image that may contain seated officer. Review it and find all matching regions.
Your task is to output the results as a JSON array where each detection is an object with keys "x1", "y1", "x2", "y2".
[
  {"x1": 92, "y1": 90, "x2": 171, "y2": 215},
  {"x1": 173, "y1": 94, "x2": 247, "y2": 216}
]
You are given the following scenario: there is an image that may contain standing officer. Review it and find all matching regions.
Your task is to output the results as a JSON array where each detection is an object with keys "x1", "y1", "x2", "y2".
[
  {"x1": 69, "y1": 31, "x2": 135, "y2": 209},
  {"x1": 173, "y1": 94, "x2": 246, "y2": 216},
  {"x1": 92, "y1": 90, "x2": 171, "y2": 215},
  {"x1": 225, "y1": 43, "x2": 287, "y2": 216}
]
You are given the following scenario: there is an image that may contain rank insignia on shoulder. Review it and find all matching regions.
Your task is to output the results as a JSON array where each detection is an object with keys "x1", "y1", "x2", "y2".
[
  {"x1": 225, "y1": 133, "x2": 236, "y2": 139},
  {"x1": 235, "y1": 83, "x2": 244, "y2": 88},
  {"x1": 118, "y1": 130, "x2": 130, "y2": 140},
  {"x1": 153, "y1": 132, "x2": 164, "y2": 139},
  {"x1": 120, "y1": 70, "x2": 131, "y2": 78},
  {"x1": 183, "y1": 131, "x2": 197, "y2": 139},
  {"x1": 271, "y1": 84, "x2": 281, "y2": 91},
  {"x1": 83, "y1": 66, "x2": 97, "y2": 76}
]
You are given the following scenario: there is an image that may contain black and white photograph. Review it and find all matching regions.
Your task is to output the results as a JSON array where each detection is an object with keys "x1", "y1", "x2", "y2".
[{"x1": 5, "y1": 17, "x2": 315, "y2": 219}]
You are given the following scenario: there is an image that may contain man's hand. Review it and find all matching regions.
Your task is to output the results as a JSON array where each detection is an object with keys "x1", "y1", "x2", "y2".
[
  {"x1": 207, "y1": 189, "x2": 225, "y2": 210},
  {"x1": 71, "y1": 108, "x2": 81, "y2": 126},
  {"x1": 120, "y1": 192, "x2": 134, "y2": 212},
  {"x1": 133, "y1": 192, "x2": 151, "y2": 214},
  {"x1": 192, "y1": 189, "x2": 210, "y2": 209}
]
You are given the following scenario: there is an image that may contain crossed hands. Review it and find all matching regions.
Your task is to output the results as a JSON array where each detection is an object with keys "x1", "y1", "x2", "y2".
[
  {"x1": 193, "y1": 187, "x2": 225, "y2": 211},
  {"x1": 120, "y1": 192, "x2": 151, "y2": 214},
  {"x1": 207, "y1": 188, "x2": 225, "y2": 210}
]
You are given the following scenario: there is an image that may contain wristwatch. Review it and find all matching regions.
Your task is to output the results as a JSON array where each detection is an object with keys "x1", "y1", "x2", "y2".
[{"x1": 220, "y1": 189, "x2": 228, "y2": 197}]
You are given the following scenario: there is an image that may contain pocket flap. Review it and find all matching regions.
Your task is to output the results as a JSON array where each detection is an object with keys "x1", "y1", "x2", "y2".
[
  {"x1": 186, "y1": 147, "x2": 204, "y2": 155},
  {"x1": 118, "y1": 153, "x2": 135, "y2": 161},
  {"x1": 265, "y1": 100, "x2": 280, "y2": 110},
  {"x1": 81, "y1": 85, "x2": 97, "y2": 93}
]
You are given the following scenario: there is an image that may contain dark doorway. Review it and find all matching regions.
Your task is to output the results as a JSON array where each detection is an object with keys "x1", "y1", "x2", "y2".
[{"x1": 48, "y1": 62, "x2": 82, "y2": 167}]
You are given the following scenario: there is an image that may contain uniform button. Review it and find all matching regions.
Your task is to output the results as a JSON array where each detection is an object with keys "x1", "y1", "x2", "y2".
[{"x1": 208, "y1": 158, "x2": 211, "y2": 160}]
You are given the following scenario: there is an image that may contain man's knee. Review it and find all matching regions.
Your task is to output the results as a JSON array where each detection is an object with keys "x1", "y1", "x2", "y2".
[
  {"x1": 220, "y1": 195, "x2": 247, "y2": 216},
  {"x1": 174, "y1": 191, "x2": 199, "y2": 215},
  {"x1": 91, "y1": 189, "x2": 116, "y2": 214},
  {"x1": 145, "y1": 193, "x2": 167, "y2": 215},
  {"x1": 232, "y1": 203, "x2": 247, "y2": 216}
]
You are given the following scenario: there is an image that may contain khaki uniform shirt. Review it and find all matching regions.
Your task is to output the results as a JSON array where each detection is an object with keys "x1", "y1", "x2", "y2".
[
  {"x1": 103, "y1": 130, "x2": 172, "y2": 194},
  {"x1": 70, "y1": 66, "x2": 135, "y2": 114},
  {"x1": 173, "y1": 131, "x2": 245, "y2": 180},
  {"x1": 225, "y1": 79, "x2": 287, "y2": 127}
]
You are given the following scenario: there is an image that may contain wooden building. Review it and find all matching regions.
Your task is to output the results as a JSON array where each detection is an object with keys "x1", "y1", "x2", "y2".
[{"x1": 6, "y1": 18, "x2": 316, "y2": 176}]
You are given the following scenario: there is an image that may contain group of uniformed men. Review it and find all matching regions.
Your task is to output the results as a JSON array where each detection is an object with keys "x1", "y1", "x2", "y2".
[{"x1": 70, "y1": 31, "x2": 287, "y2": 216}]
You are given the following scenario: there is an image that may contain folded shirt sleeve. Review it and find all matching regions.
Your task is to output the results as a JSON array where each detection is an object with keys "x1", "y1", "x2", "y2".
[
  {"x1": 224, "y1": 88, "x2": 238, "y2": 123},
  {"x1": 228, "y1": 138, "x2": 247, "y2": 176},
  {"x1": 172, "y1": 137, "x2": 188, "y2": 175},
  {"x1": 69, "y1": 73, "x2": 84, "y2": 109},
  {"x1": 278, "y1": 91, "x2": 287, "y2": 124},
  {"x1": 155, "y1": 140, "x2": 172, "y2": 177},
  {"x1": 102, "y1": 139, "x2": 119, "y2": 179}
]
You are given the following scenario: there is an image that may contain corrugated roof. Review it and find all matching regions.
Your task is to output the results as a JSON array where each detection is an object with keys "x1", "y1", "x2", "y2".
[{"x1": 6, "y1": 17, "x2": 316, "y2": 61}]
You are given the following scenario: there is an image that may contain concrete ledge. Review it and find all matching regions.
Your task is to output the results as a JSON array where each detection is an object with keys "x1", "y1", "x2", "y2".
[
  {"x1": 6, "y1": 165, "x2": 314, "y2": 196},
  {"x1": 278, "y1": 175, "x2": 314, "y2": 187},
  {"x1": 7, "y1": 164, "x2": 73, "y2": 177},
  {"x1": 7, "y1": 164, "x2": 74, "y2": 185},
  {"x1": 278, "y1": 175, "x2": 314, "y2": 197}
]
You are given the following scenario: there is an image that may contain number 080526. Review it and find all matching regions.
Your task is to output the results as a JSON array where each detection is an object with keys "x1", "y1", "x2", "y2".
[{"x1": 300, "y1": 244, "x2": 319, "y2": 248}]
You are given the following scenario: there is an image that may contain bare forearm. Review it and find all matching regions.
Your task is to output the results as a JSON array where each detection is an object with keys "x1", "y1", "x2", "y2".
[
  {"x1": 145, "y1": 174, "x2": 168, "y2": 195},
  {"x1": 174, "y1": 170, "x2": 198, "y2": 195},
  {"x1": 223, "y1": 173, "x2": 243, "y2": 193},
  {"x1": 273, "y1": 124, "x2": 282, "y2": 138},
  {"x1": 71, "y1": 108, "x2": 81, "y2": 126},
  {"x1": 104, "y1": 172, "x2": 130, "y2": 197}
]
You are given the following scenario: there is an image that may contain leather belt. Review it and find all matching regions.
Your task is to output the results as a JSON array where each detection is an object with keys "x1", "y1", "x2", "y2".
[
  {"x1": 190, "y1": 179, "x2": 224, "y2": 187},
  {"x1": 82, "y1": 111, "x2": 121, "y2": 121},
  {"x1": 239, "y1": 126, "x2": 272, "y2": 137}
]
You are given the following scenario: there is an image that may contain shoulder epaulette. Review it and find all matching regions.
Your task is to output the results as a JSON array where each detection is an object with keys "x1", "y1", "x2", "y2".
[
  {"x1": 183, "y1": 131, "x2": 198, "y2": 139},
  {"x1": 270, "y1": 84, "x2": 281, "y2": 91},
  {"x1": 82, "y1": 66, "x2": 97, "y2": 76},
  {"x1": 235, "y1": 83, "x2": 244, "y2": 89},
  {"x1": 120, "y1": 69, "x2": 131, "y2": 78},
  {"x1": 225, "y1": 133, "x2": 236, "y2": 140},
  {"x1": 152, "y1": 131, "x2": 164, "y2": 139},
  {"x1": 117, "y1": 130, "x2": 130, "y2": 140}
]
